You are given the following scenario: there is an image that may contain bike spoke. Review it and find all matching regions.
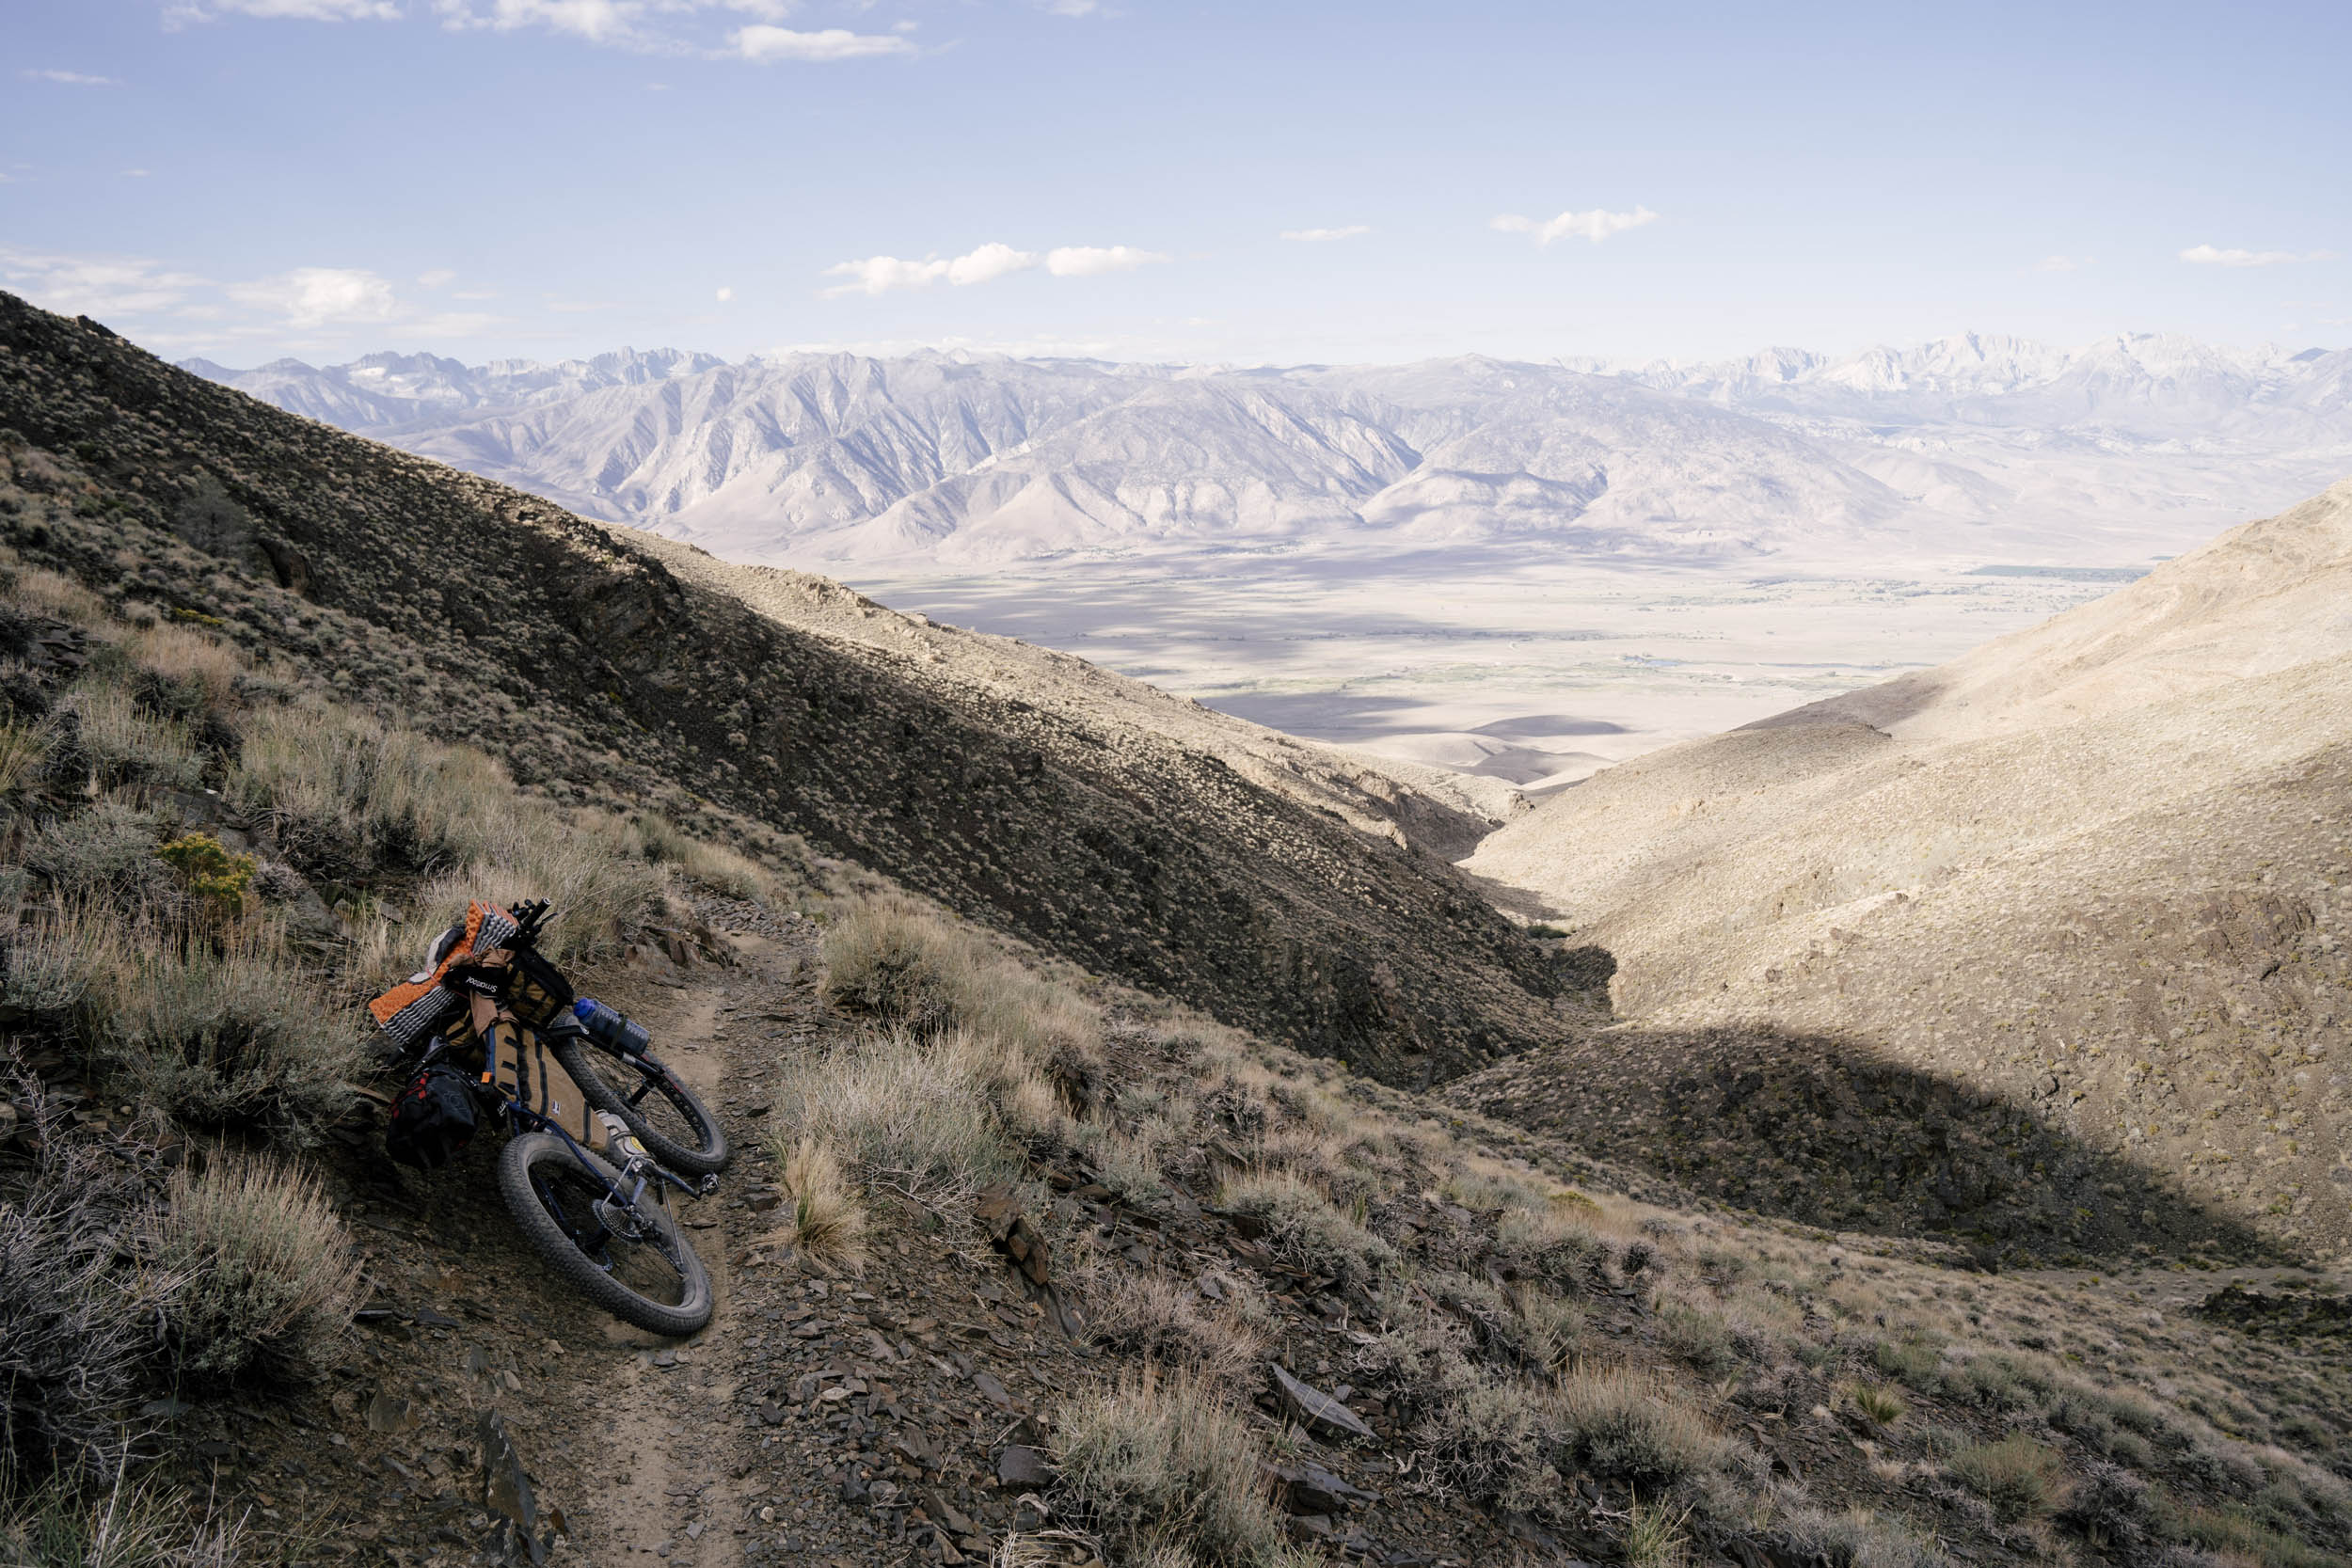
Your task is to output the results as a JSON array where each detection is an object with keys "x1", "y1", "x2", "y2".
[{"x1": 530, "y1": 1161, "x2": 691, "y2": 1308}]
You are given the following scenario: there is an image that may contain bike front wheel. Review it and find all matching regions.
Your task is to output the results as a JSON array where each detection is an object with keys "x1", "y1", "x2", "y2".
[
  {"x1": 497, "y1": 1132, "x2": 712, "y2": 1336},
  {"x1": 548, "y1": 1036, "x2": 731, "y2": 1179}
]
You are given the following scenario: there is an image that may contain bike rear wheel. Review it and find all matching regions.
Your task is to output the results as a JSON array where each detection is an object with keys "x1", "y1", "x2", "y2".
[
  {"x1": 548, "y1": 1035, "x2": 730, "y2": 1177},
  {"x1": 497, "y1": 1132, "x2": 712, "y2": 1336}
]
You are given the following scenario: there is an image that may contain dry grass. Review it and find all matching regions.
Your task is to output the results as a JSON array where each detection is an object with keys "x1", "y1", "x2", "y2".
[
  {"x1": 1075, "y1": 1266, "x2": 1265, "y2": 1386},
  {"x1": 57, "y1": 686, "x2": 203, "y2": 791},
  {"x1": 1051, "y1": 1374, "x2": 1283, "y2": 1566},
  {"x1": 1775, "y1": 1505, "x2": 1951, "y2": 1568},
  {"x1": 1552, "y1": 1364, "x2": 1734, "y2": 1487},
  {"x1": 1216, "y1": 1170, "x2": 1398, "y2": 1293},
  {"x1": 775, "y1": 1028, "x2": 1027, "y2": 1215},
  {"x1": 104, "y1": 920, "x2": 362, "y2": 1144},
  {"x1": 151, "y1": 1155, "x2": 363, "y2": 1386},
  {"x1": 0, "y1": 1144, "x2": 165, "y2": 1481},
  {"x1": 0, "y1": 718, "x2": 47, "y2": 797},
  {"x1": 0, "y1": 902, "x2": 115, "y2": 1021},
  {"x1": 770, "y1": 1136, "x2": 868, "y2": 1269},
  {"x1": 0, "y1": 1469, "x2": 249, "y2": 1568},
  {"x1": 1411, "y1": 1364, "x2": 1558, "y2": 1513},
  {"x1": 631, "y1": 811, "x2": 776, "y2": 902},
  {"x1": 22, "y1": 799, "x2": 172, "y2": 907},
  {"x1": 127, "y1": 622, "x2": 243, "y2": 714},
  {"x1": 1945, "y1": 1433, "x2": 2064, "y2": 1523},
  {"x1": 820, "y1": 895, "x2": 1103, "y2": 1079}
]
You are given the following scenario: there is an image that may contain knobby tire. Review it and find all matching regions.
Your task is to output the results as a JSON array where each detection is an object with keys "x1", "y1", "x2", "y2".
[
  {"x1": 548, "y1": 1036, "x2": 730, "y2": 1178},
  {"x1": 497, "y1": 1132, "x2": 712, "y2": 1337}
]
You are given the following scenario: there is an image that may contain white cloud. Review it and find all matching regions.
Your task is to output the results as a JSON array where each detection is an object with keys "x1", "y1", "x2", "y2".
[
  {"x1": 121, "y1": 168, "x2": 153, "y2": 178},
  {"x1": 824, "y1": 243, "x2": 1035, "y2": 295},
  {"x1": 2032, "y1": 254, "x2": 2090, "y2": 272},
  {"x1": 1490, "y1": 205, "x2": 1659, "y2": 247},
  {"x1": 439, "y1": 0, "x2": 640, "y2": 42},
  {"x1": 196, "y1": 0, "x2": 400, "y2": 18},
  {"x1": 821, "y1": 241, "x2": 1164, "y2": 295},
  {"x1": 948, "y1": 243, "x2": 1040, "y2": 285},
  {"x1": 228, "y1": 266, "x2": 400, "y2": 327},
  {"x1": 417, "y1": 268, "x2": 457, "y2": 287},
  {"x1": 714, "y1": 285, "x2": 734, "y2": 302},
  {"x1": 731, "y1": 24, "x2": 914, "y2": 60},
  {"x1": 1041, "y1": 0, "x2": 1099, "y2": 14},
  {"x1": 0, "y1": 247, "x2": 205, "y2": 316},
  {"x1": 2180, "y1": 244, "x2": 2337, "y2": 267},
  {"x1": 23, "y1": 69, "x2": 121, "y2": 86},
  {"x1": 1043, "y1": 245, "x2": 1167, "y2": 276},
  {"x1": 1281, "y1": 225, "x2": 1370, "y2": 243}
]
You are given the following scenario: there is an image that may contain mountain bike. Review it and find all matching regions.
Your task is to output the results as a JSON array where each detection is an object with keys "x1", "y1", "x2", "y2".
[
  {"x1": 380, "y1": 899, "x2": 724, "y2": 1336},
  {"x1": 403, "y1": 1023, "x2": 718, "y2": 1337}
]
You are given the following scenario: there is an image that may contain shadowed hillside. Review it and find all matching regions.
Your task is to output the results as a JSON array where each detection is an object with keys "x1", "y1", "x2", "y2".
[
  {"x1": 0, "y1": 293, "x2": 1577, "y2": 1086},
  {"x1": 1466, "y1": 478, "x2": 2352, "y2": 1255}
]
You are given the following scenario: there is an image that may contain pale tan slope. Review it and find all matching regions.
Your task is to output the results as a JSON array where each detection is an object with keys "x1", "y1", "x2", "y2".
[
  {"x1": 1463, "y1": 478, "x2": 2352, "y2": 1255},
  {"x1": 635, "y1": 541, "x2": 1525, "y2": 858}
]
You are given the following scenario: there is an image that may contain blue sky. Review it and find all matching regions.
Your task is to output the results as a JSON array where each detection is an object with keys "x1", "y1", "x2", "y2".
[{"x1": 4, "y1": 0, "x2": 2347, "y2": 368}]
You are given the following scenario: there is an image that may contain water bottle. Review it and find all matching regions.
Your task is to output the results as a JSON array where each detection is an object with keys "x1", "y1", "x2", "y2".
[{"x1": 572, "y1": 997, "x2": 651, "y2": 1056}]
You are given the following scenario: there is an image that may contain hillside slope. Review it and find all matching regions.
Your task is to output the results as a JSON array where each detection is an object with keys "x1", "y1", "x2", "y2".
[
  {"x1": 1462, "y1": 479, "x2": 2352, "y2": 1253},
  {"x1": 0, "y1": 293, "x2": 1572, "y2": 1085}
]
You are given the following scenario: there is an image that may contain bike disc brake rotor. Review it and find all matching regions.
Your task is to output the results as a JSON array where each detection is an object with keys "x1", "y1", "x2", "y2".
[{"x1": 537, "y1": 1165, "x2": 692, "y2": 1307}]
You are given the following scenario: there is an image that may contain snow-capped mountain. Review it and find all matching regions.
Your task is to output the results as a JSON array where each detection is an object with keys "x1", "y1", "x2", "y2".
[{"x1": 183, "y1": 333, "x2": 2352, "y2": 567}]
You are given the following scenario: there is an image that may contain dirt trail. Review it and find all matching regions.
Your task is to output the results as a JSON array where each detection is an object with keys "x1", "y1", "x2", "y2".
[{"x1": 555, "y1": 904, "x2": 828, "y2": 1566}]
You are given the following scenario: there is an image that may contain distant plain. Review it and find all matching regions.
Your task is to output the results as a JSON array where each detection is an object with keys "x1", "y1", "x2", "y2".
[{"x1": 849, "y1": 549, "x2": 2166, "y2": 792}]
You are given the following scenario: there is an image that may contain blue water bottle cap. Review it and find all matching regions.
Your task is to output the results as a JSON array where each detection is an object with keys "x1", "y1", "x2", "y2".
[{"x1": 573, "y1": 997, "x2": 596, "y2": 1021}]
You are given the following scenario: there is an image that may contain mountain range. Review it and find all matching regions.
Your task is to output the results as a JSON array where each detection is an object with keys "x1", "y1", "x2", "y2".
[{"x1": 184, "y1": 332, "x2": 2352, "y2": 570}]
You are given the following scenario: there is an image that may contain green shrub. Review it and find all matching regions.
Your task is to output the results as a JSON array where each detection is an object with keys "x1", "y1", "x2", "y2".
[
  {"x1": 1052, "y1": 1376, "x2": 1283, "y2": 1566},
  {"x1": 151, "y1": 1155, "x2": 363, "y2": 1386},
  {"x1": 1851, "y1": 1384, "x2": 1908, "y2": 1427},
  {"x1": 1946, "y1": 1433, "x2": 2064, "y2": 1522},
  {"x1": 1217, "y1": 1170, "x2": 1398, "y2": 1293},
  {"x1": 105, "y1": 925, "x2": 361, "y2": 1143},
  {"x1": 155, "y1": 832, "x2": 254, "y2": 912}
]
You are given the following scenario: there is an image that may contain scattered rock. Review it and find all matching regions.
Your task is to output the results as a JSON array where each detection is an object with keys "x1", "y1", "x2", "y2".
[
  {"x1": 994, "y1": 1446, "x2": 1054, "y2": 1489},
  {"x1": 1272, "y1": 1364, "x2": 1375, "y2": 1440}
]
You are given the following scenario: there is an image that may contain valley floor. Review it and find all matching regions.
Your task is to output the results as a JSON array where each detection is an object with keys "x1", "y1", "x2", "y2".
[{"x1": 846, "y1": 552, "x2": 2155, "y2": 792}]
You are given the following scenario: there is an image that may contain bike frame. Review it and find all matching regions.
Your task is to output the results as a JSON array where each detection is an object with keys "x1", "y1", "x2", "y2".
[{"x1": 414, "y1": 1027, "x2": 712, "y2": 1259}]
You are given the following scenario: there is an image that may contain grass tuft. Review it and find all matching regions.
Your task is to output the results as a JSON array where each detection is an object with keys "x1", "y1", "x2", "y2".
[
  {"x1": 770, "y1": 1136, "x2": 867, "y2": 1268},
  {"x1": 151, "y1": 1154, "x2": 363, "y2": 1386},
  {"x1": 106, "y1": 922, "x2": 362, "y2": 1143},
  {"x1": 1216, "y1": 1170, "x2": 1398, "y2": 1293},
  {"x1": 1945, "y1": 1433, "x2": 2064, "y2": 1523},
  {"x1": 1553, "y1": 1364, "x2": 1733, "y2": 1487},
  {"x1": 1052, "y1": 1374, "x2": 1283, "y2": 1566}
]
